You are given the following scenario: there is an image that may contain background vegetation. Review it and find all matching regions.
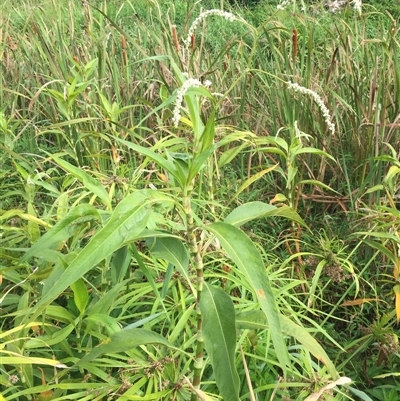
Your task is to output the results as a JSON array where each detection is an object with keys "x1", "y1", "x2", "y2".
[{"x1": 1, "y1": 0, "x2": 399, "y2": 400}]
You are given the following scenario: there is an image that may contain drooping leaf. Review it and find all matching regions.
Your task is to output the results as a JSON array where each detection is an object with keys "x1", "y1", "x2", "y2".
[
  {"x1": 77, "y1": 328, "x2": 176, "y2": 366},
  {"x1": 304, "y1": 377, "x2": 351, "y2": 401},
  {"x1": 207, "y1": 222, "x2": 289, "y2": 373},
  {"x1": 298, "y1": 179, "x2": 339, "y2": 194},
  {"x1": 88, "y1": 279, "x2": 130, "y2": 316},
  {"x1": 0, "y1": 351, "x2": 67, "y2": 368},
  {"x1": 130, "y1": 243, "x2": 163, "y2": 310},
  {"x1": 236, "y1": 310, "x2": 338, "y2": 379},
  {"x1": 24, "y1": 324, "x2": 75, "y2": 349},
  {"x1": 0, "y1": 209, "x2": 52, "y2": 228},
  {"x1": 218, "y1": 143, "x2": 249, "y2": 168},
  {"x1": 113, "y1": 137, "x2": 184, "y2": 185},
  {"x1": 0, "y1": 322, "x2": 52, "y2": 341},
  {"x1": 231, "y1": 165, "x2": 278, "y2": 201},
  {"x1": 347, "y1": 387, "x2": 374, "y2": 401},
  {"x1": 29, "y1": 190, "x2": 174, "y2": 318},
  {"x1": 22, "y1": 204, "x2": 100, "y2": 262},
  {"x1": 340, "y1": 298, "x2": 381, "y2": 307},
  {"x1": 147, "y1": 236, "x2": 193, "y2": 292},
  {"x1": 200, "y1": 283, "x2": 240, "y2": 401},
  {"x1": 224, "y1": 201, "x2": 307, "y2": 228},
  {"x1": 51, "y1": 154, "x2": 112, "y2": 209}
]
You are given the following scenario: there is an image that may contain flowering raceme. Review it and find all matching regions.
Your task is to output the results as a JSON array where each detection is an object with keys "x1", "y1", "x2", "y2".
[
  {"x1": 183, "y1": 10, "x2": 236, "y2": 49},
  {"x1": 172, "y1": 78, "x2": 212, "y2": 127},
  {"x1": 352, "y1": 0, "x2": 362, "y2": 14},
  {"x1": 287, "y1": 82, "x2": 335, "y2": 136}
]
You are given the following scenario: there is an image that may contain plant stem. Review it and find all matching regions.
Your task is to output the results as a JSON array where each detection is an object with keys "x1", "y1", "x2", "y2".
[{"x1": 183, "y1": 184, "x2": 204, "y2": 401}]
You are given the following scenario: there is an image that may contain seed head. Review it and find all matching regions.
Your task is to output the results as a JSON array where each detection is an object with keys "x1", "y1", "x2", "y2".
[
  {"x1": 184, "y1": 10, "x2": 236, "y2": 49},
  {"x1": 287, "y1": 81, "x2": 335, "y2": 135},
  {"x1": 172, "y1": 78, "x2": 211, "y2": 126}
]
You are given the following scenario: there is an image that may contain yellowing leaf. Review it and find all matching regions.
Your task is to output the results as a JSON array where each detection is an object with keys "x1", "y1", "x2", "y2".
[
  {"x1": 304, "y1": 377, "x2": 352, "y2": 401},
  {"x1": 270, "y1": 193, "x2": 288, "y2": 204},
  {"x1": 394, "y1": 258, "x2": 400, "y2": 281},
  {"x1": 394, "y1": 284, "x2": 400, "y2": 322},
  {"x1": 231, "y1": 165, "x2": 278, "y2": 201},
  {"x1": 341, "y1": 298, "x2": 380, "y2": 306},
  {"x1": 157, "y1": 172, "x2": 169, "y2": 182}
]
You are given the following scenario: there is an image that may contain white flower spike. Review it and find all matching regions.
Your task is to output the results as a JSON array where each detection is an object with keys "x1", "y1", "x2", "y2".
[{"x1": 287, "y1": 82, "x2": 335, "y2": 136}]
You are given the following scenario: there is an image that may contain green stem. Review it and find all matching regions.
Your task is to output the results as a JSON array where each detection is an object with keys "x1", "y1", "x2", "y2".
[
  {"x1": 183, "y1": 185, "x2": 204, "y2": 401},
  {"x1": 207, "y1": 157, "x2": 215, "y2": 217}
]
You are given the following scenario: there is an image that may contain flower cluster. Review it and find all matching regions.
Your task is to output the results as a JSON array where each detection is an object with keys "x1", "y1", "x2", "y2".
[
  {"x1": 326, "y1": 0, "x2": 362, "y2": 14},
  {"x1": 277, "y1": 0, "x2": 291, "y2": 10},
  {"x1": 351, "y1": 0, "x2": 362, "y2": 15},
  {"x1": 277, "y1": 0, "x2": 306, "y2": 13},
  {"x1": 172, "y1": 78, "x2": 211, "y2": 126},
  {"x1": 287, "y1": 82, "x2": 335, "y2": 135},
  {"x1": 183, "y1": 10, "x2": 236, "y2": 49}
]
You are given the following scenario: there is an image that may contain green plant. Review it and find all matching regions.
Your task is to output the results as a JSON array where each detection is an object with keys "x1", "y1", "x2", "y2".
[
  {"x1": 6, "y1": 29, "x2": 344, "y2": 400},
  {"x1": 2, "y1": 0, "x2": 400, "y2": 399}
]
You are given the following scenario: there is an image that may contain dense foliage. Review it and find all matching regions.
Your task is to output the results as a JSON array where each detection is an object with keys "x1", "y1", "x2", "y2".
[{"x1": 1, "y1": 0, "x2": 399, "y2": 400}]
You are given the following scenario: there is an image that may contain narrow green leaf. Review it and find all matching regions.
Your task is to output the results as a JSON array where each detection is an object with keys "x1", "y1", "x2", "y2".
[
  {"x1": 296, "y1": 147, "x2": 336, "y2": 161},
  {"x1": 298, "y1": 179, "x2": 340, "y2": 194},
  {"x1": 218, "y1": 143, "x2": 249, "y2": 168},
  {"x1": 0, "y1": 353, "x2": 66, "y2": 368},
  {"x1": 236, "y1": 311, "x2": 338, "y2": 379},
  {"x1": 207, "y1": 222, "x2": 289, "y2": 373},
  {"x1": 88, "y1": 279, "x2": 130, "y2": 316},
  {"x1": 51, "y1": 155, "x2": 111, "y2": 209},
  {"x1": 77, "y1": 328, "x2": 176, "y2": 366},
  {"x1": 22, "y1": 204, "x2": 100, "y2": 262},
  {"x1": 188, "y1": 147, "x2": 214, "y2": 183},
  {"x1": 224, "y1": 201, "x2": 307, "y2": 228},
  {"x1": 231, "y1": 165, "x2": 278, "y2": 201},
  {"x1": 84, "y1": 314, "x2": 122, "y2": 336},
  {"x1": 24, "y1": 324, "x2": 75, "y2": 349},
  {"x1": 113, "y1": 137, "x2": 182, "y2": 185},
  {"x1": 359, "y1": 239, "x2": 397, "y2": 263},
  {"x1": 30, "y1": 191, "x2": 173, "y2": 317},
  {"x1": 200, "y1": 284, "x2": 240, "y2": 401},
  {"x1": 347, "y1": 387, "x2": 374, "y2": 401},
  {"x1": 199, "y1": 108, "x2": 216, "y2": 152},
  {"x1": 130, "y1": 243, "x2": 162, "y2": 309},
  {"x1": 161, "y1": 263, "x2": 175, "y2": 299}
]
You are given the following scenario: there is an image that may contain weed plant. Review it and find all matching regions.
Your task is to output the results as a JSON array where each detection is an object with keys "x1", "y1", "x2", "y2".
[{"x1": 1, "y1": 0, "x2": 400, "y2": 400}]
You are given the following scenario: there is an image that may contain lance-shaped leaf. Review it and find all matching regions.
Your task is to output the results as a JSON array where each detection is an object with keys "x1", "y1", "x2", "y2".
[
  {"x1": 200, "y1": 283, "x2": 240, "y2": 401},
  {"x1": 77, "y1": 328, "x2": 177, "y2": 366},
  {"x1": 224, "y1": 201, "x2": 307, "y2": 228},
  {"x1": 22, "y1": 204, "x2": 100, "y2": 262},
  {"x1": 113, "y1": 137, "x2": 185, "y2": 186},
  {"x1": 0, "y1": 351, "x2": 66, "y2": 368},
  {"x1": 51, "y1": 154, "x2": 112, "y2": 209},
  {"x1": 207, "y1": 222, "x2": 289, "y2": 373},
  {"x1": 30, "y1": 190, "x2": 174, "y2": 317},
  {"x1": 236, "y1": 310, "x2": 338, "y2": 379}
]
